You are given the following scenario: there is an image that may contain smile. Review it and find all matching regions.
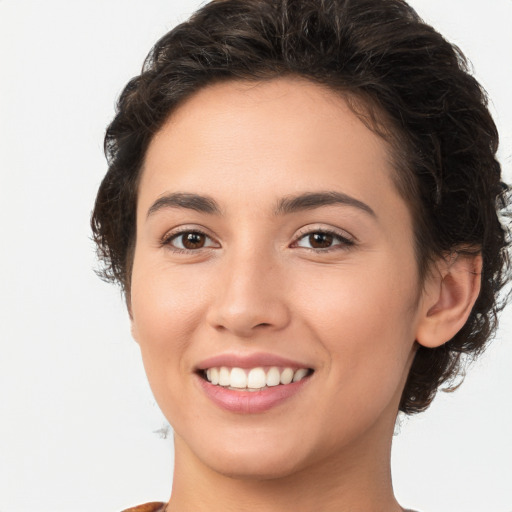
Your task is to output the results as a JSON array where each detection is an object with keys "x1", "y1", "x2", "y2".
[{"x1": 203, "y1": 366, "x2": 312, "y2": 391}]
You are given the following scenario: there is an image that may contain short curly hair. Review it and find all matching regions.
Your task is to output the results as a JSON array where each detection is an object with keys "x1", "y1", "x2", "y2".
[{"x1": 91, "y1": 0, "x2": 511, "y2": 414}]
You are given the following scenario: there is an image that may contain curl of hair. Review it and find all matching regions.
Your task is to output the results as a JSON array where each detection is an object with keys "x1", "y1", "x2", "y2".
[{"x1": 91, "y1": 0, "x2": 511, "y2": 414}]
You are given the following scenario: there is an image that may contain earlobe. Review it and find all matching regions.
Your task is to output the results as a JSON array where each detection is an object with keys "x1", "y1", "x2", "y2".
[
  {"x1": 129, "y1": 310, "x2": 141, "y2": 345},
  {"x1": 130, "y1": 315, "x2": 141, "y2": 345},
  {"x1": 416, "y1": 252, "x2": 482, "y2": 348},
  {"x1": 126, "y1": 296, "x2": 140, "y2": 344},
  {"x1": 131, "y1": 321, "x2": 139, "y2": 344}
]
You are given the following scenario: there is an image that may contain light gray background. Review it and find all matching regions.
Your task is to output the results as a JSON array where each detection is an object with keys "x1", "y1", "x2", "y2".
[{"x1": 0, "y1": 1, "x2": 511, "y2": 511}]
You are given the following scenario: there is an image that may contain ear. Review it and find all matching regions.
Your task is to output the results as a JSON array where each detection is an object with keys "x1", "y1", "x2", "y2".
[
  {"x1": 130, "y1": 319, "x2": 140, "y2": 344},
  {"x1": 415, "y1": 251, "x2": 482, "y2": 348},
  {"x1": 127, "y1": 300, "x2": 141, "y2": 345},
  {"x1": 124, "y1": 291, "x2": 140, "y2": 344}
]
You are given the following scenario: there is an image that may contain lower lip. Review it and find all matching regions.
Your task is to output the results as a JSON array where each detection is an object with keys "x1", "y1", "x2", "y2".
[{"x1": 196, "y1": 374, "x2": 311, "y2": 414}]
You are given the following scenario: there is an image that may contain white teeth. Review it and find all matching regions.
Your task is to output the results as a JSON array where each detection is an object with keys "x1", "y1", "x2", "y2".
[
  {"x1": 280, "y1": 367, "x2": 294, "y2": 385},
  {"x1": 210, "y1": 367, "x2": 219, "y2": 385},
  {"x1": 219, "y1": 366, "x2": 230, "y2": 386},
  {"x1": 230, "y1": 367, "x2": 247, "y2": 388},
  {"x1": 203, "y1": 366, "x2": 311, "y2": 389},
  {"x1": 247, "y1": 367, "x2": 266, "y2": 388},
  {"x1": 266, "y1": 367, "x2": 281, "y2": 387},
  {"x1": 293, "y1": 368, "x2": 309, "y2": 382}
]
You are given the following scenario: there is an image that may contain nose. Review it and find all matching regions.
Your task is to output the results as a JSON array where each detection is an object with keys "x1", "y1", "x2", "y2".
[{"x1": 206, "y1": 250, "x2": 291, "y2": 338}]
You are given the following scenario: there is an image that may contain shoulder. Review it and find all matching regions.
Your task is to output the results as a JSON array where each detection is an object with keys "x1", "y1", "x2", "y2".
[{"x1": 121, "y1": 502, "x2": 167, "y2": 512}]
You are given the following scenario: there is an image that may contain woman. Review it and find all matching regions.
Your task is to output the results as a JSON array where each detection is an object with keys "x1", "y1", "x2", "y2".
[{"x1": 91, "y1": 0, "x2": 510, "y2": 510}]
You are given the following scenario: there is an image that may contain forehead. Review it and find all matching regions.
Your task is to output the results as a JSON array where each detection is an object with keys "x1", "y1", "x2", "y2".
[{"x1": 139, "y1": 77, "x2": 403, "y2": 219}]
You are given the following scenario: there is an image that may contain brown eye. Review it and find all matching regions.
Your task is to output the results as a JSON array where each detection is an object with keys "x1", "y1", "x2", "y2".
[
  {"x1": 308, "y1": 232, "x2": 334, "y2": 249},
  {"x1": 165, "y1": 230, "x2": 218, "y2": 251},
  {"x1": 294, "y1": 229, "x2": 355, "y2": 251},
  {"x1": 181, "y1": 232, "x2": 206, "y2": 249}
]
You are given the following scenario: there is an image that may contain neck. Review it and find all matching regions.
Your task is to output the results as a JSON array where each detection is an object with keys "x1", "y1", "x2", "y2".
[{"x1": 166, "y1": 415, "x2": 403, "y2": 512}]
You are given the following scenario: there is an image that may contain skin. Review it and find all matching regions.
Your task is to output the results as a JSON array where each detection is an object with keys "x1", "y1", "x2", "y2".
[{"x1": 129, "y1": 77, "x2": 481, "y2": 512}]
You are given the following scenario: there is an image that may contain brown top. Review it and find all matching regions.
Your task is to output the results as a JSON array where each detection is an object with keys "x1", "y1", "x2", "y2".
[
  {"x1": 121, "y1": 502, "x2": 417, "y2": 512},
  {"x1": 121, "y1": 503, "x2": 166, "y2": 512}
]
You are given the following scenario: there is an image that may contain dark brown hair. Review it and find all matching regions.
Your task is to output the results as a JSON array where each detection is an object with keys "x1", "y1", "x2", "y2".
[{"x1": 91, "y1": 0, "x2": 511, "y2": 414}]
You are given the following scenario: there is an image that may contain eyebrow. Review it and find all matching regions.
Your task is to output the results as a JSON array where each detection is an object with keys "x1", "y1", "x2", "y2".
[
  {"x1": 146, "y1": 190, "x2": 376, "y2": 218},
  {"x1": 147, "y1": 192, "x2": 222, "y2": 218},
  {"x1": 274, "y1": 191, "x2": 376, "y2": 217}
]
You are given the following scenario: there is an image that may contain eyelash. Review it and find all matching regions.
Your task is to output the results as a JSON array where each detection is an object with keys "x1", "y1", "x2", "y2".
[
  {"x1": 161, "y1": 228, "x2": 217, "y2": 254},
  {"x1": 161, "y1": 227, "x2": 355, "y2": 254},
  {"x1": 292, "y1": 228, "x2": 355, "y2": 252}
]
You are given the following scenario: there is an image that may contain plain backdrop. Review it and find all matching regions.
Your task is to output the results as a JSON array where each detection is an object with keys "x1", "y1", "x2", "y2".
[{"x1": 0, "y1": 1, "x2": 511, "y2": 511}]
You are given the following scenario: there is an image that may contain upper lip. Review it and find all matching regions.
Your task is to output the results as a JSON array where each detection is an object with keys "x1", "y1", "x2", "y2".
[{"x1": 196, "y1": 352, "x2": 313, "y2": 371}]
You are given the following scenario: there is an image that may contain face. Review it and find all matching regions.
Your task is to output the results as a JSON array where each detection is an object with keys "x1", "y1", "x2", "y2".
[{"x1": 130, "y1": 78, "x2": 426, "y2": 479}]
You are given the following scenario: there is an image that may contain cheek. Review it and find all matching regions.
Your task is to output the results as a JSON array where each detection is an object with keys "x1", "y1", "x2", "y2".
[
  {"x1": 294, "y1": 259, "x2": 418, "y2": 403},
  {"x1": 129, "y1": 258, "x2": 215, "y2": 425},
  {"x1": 130, "y1": 255, "x2": 211, "y2": 377}
]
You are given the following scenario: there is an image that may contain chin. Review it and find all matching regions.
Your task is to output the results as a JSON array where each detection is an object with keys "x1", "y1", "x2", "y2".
[
  {"x1": 180, "y1": 429, "x2": 315, "y2": 481},
  {"x1": 205, "y1": 450, "x2": 308, "y2": 481}
]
